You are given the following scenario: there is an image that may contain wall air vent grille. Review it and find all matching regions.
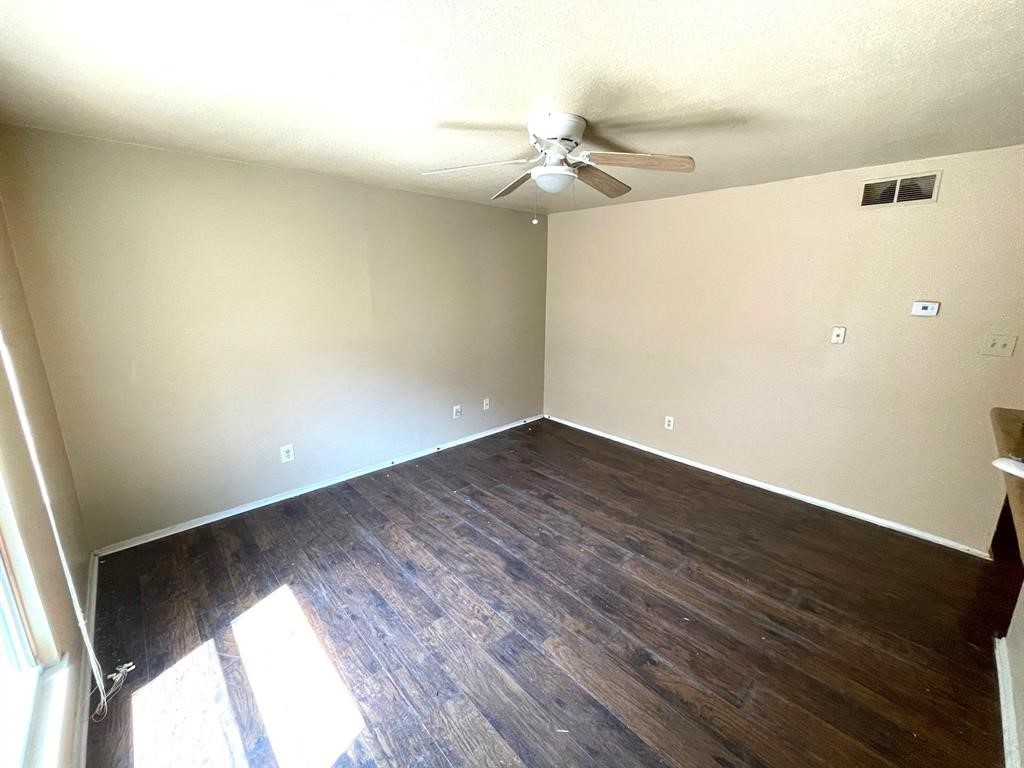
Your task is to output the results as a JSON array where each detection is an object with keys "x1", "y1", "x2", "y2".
[
  {"x1": 861, "y1": 180, "x2": 897, "y2": 206},
  {"x1": 896, "y1": 174, "x2": 938, "y2": 203},
  {"x1": 861, "y1": 172, "x2": 940, "y2": 207}
]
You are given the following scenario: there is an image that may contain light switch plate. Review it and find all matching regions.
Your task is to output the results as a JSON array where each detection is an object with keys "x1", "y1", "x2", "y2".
[
  {"x1": 830, "y1": 326, "x2": 847, "y2": 344},
  {"x1": 911, "y1": 301, "x2": 940, "y2": 317},
  {"x1": 981, "y1": 334, "x2": 1018, "y2": 357}
]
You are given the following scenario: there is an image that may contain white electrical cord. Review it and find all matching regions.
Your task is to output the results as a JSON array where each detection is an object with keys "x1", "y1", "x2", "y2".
[
  {"x1": 0, "y1": 328, "x2": 131, "y2": 721},
  {"x1": 90, "y1": 662, "x2": 135, "y2": 721}
]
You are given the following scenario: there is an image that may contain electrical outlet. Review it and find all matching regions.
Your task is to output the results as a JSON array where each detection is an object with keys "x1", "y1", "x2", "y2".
[
  {"x1": 664, "y1": 416, "x2": 674, "y2": 431},
  {"x1": 980, "y1": 334, "x2": 1018, "y2": 357},
  {"x1": 279, "y1": 444, "x2": 294, "y2": 463},
  {"x1": 483, "y1": 398, "x2": 490, "y2": 411},
  {"x1": 452, "y1": 404, "x2": 462, "y2": 420},
  {"x1": 911, "y1": 301, "x2": 940, "y2": 317},
  {"x1": 830, "y1": 326, "x2": 847, "y2": 344}
]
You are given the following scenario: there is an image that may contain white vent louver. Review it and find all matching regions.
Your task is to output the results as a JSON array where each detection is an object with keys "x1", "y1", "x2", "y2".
[{"x1": 861, "y1": 173, "x2": 940, "y2": 207}]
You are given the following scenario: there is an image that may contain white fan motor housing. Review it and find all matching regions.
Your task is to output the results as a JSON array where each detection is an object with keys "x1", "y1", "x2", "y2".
[{"x1": 527, "y1": 112, "x2": 587, "y2": 151}]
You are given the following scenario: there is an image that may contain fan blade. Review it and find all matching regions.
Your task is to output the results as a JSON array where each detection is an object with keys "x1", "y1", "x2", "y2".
[
  {"x1": 436, "y1": 120, "x2": 523, "y2": 132},
  {"x1": 581, "y1": 127, "x2": 637, "y2": 154},
  {"x1": 579, "y1": 151, "x2": 694, "y2": 173},
  {"x1": 491, "y1": 171, "x2": 533, "y2": 200},
  {"x1": 423, "y1": 155, "x2": 540, "y2": 176},
  {"x1": 598, "y1": 109, "x2": 750, "y2": 133},
  {"x1": 575, "y1": 164, "x2": 631, "y2": 198}
]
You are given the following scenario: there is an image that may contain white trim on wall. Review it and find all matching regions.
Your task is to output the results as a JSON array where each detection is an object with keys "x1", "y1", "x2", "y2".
[
  {"x1": 72, "y1": 554, "x2": 98, "y2": 768},
  {"x1": 545, "y1": 415, "x2": 991, "y2": 561},
  {"x1": 996, "y1": 636, "x2": 1022, "y2": 768},
  {"x1": 94, "y1": 415, "x2": 544, "y2": 557}
]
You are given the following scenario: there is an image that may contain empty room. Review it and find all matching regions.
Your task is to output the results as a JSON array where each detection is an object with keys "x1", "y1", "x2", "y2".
[{"x1": 2, "y1": 1, "x2": 1024, "y2": 766}]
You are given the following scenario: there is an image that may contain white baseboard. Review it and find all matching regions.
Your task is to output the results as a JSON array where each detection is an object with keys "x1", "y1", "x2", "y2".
[
  {"x1": 545, "y1": 415, "x2": 991, "y2": 561},
  {"x1": 997, "y1": 637, "x2": 1022, "y2": 768},
  {"x1": 94, "y1": 415, "x2": 544, "y2": 557}
]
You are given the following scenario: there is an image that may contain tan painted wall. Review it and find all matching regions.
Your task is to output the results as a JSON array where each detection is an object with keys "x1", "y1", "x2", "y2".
[
  {"x1": 545, "y1": 145, "x2": 1024, "y2": 553},
  {"x1": 0, "y1": 203, "x2": 90, "y2": 767},
  {"x1": 0, "y1": 126, "x2": 547, "y2": 548}
]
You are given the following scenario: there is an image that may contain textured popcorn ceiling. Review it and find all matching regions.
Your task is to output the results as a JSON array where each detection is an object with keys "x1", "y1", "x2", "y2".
[{"x1": 1, "y1": 0, "x2": 1022, "y2": 212}]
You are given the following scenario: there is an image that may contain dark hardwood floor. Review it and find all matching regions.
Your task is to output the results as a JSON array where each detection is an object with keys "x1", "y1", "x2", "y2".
[{"x1": 88, "y1": 418, "x2": 1022, "y2": 767}]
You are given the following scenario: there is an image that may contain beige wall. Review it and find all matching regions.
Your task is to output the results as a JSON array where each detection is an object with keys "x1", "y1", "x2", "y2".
[
  {"x1": 545, "y1": 145, "x2": 1024, "y2": 553},
  {"x1": 0, "y1": 202, "x2": 90, "y2": 767},
  {"x1": 0, "y1": 126, "x2": 547, "y2": 548},
  {"x1": 3, "y1": 125, "x2": 1020, "y2": 558}
]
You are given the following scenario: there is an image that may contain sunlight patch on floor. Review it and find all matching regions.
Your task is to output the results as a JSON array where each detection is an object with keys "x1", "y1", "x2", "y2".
[
  {"x1": 232, "y1": 585, "x2": 365, "y2": 768},
  {"x1": 132, "y1": 640, "x2": 248, "y2": 768}
]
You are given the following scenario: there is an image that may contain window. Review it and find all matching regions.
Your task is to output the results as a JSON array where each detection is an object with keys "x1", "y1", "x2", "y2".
[{"x1": 0, "y1": 541, "x2": 40, "y2": 768}]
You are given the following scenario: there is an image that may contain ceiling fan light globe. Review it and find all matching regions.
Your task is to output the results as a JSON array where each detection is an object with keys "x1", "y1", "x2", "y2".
[{"x1": 531, "y1": 165, "x2": 577, "y2": 194}]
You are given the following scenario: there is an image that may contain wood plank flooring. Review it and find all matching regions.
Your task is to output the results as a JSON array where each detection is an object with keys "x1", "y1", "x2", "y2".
[{"x1": 88, "y1": 418, "x2": 1022, "y2": 767}]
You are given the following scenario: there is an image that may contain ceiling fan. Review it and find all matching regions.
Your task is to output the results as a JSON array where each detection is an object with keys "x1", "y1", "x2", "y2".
[{"x1": 423, "y1": 111, "x2": 695, "y2": 200}]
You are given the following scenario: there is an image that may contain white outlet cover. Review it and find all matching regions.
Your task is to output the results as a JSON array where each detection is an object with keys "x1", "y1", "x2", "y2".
[
  {"x1": 830, "y1": 326, "x2": 847, "y2": 344},
  {"x1": 664, "y1": 416, "x2": 674, "y2": 430},
  {"x1": 452, "y1": 404, "x2": 462, "y2": 419},
  {"x1": 483, "y1": 398, "x2": 490, "y2": 411},
  {"x1": 280, "y1": 444, "x2": 294, "y2": 463},
  {"x1": 981, "y1": 334, "x2": 1018, "y2": 357}
]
